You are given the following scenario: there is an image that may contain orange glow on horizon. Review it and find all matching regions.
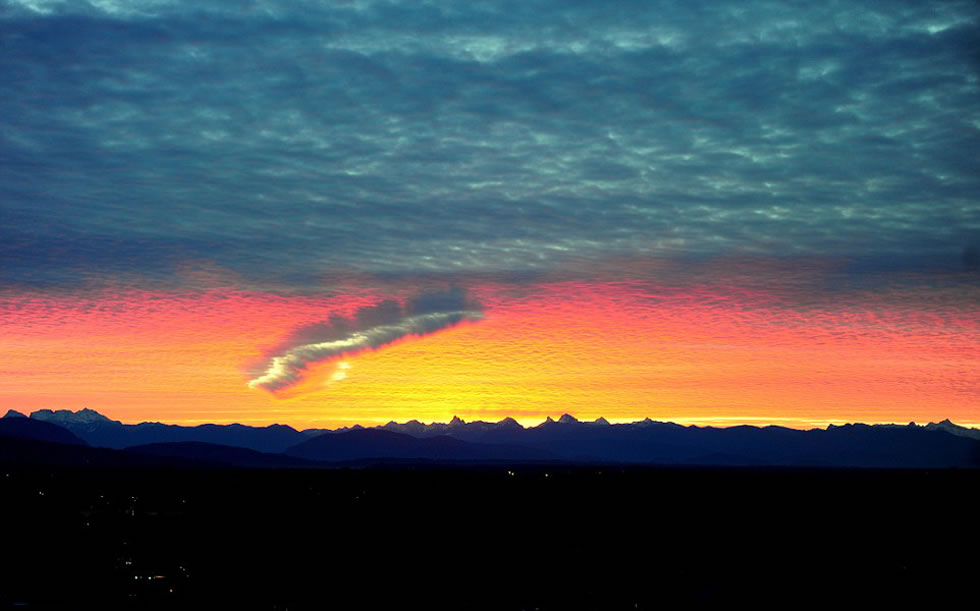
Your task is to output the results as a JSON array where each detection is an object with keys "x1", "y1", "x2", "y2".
[{"x1": 1, "y1": 270, "x2": 978, "y2": 430}]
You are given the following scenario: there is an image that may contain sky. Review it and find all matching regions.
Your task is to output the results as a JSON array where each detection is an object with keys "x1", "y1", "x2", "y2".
[{"x1": 2, "y1": 0, "x2": 979, "y2": 429}]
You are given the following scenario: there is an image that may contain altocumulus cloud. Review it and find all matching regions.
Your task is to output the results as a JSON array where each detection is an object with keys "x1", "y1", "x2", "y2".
[
  {"x1": 1, "y1": 0, "x2": 978, "y2": 288},
  {"x1": 249, "y1": 288, "x2": 483, "y2": 393}
]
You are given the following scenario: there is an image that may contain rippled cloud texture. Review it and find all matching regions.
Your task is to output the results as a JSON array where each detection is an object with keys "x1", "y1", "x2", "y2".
[
  {"x1": 1, "y1": 1, "x2": 978, "y2": 427},
  {"x1": 2, "y1": 0, "x2": 978, "y2": 287}
]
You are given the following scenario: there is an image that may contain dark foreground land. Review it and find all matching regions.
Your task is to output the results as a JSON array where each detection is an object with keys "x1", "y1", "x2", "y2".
[{"x1": 2, "y1": 464, "x2": 977, "y2": 609}]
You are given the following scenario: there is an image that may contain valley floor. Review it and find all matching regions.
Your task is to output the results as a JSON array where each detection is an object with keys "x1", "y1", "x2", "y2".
[{"x1": 2, "y1": 464, "x2": 977, "y2": 609}]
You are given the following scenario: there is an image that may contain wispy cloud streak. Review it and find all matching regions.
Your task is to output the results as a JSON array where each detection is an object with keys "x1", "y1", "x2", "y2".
[
  {"x1": 248, "y1": 288, "x2": 483, "y2": 393},
  {"x1": 248, "y1": 310, "x2": 482, "y2": 392}
]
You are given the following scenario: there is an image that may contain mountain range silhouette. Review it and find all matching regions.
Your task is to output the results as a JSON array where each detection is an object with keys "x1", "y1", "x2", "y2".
[{"x1": 3, "y1": 408, "x2": 977, "y2": 468}]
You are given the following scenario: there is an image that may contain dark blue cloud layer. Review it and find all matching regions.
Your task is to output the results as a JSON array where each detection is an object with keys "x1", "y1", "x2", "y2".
[{"x1": 2, "y1": 0, "x2": 978, "y2": 287}]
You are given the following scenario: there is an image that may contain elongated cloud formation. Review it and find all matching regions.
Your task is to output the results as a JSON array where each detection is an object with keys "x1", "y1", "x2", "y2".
[{"x1": 249, "y1": 290, "x2": 482, "y2": 393}]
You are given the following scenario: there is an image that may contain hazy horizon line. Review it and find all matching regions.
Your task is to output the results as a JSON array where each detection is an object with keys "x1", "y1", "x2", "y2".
[{"x1": 18, "y1": 407, "x2": 980, "y2": 433}]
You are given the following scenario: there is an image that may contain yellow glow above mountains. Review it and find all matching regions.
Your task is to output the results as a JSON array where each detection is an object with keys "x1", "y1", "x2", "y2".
[{"x1": 2, "y1": 264, "x2": 978, "y2": 430}]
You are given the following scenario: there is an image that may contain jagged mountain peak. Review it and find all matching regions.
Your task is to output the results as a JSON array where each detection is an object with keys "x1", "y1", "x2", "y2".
[
  {"x1": 31, "y1": 408, "x2": 119, "y2": 425},
  {"x1": 496, "y1": 417, "x2": 522, "y2": 429},
  {"x1": 3, "y1": 409, "x2": 27, "y2": 419}
]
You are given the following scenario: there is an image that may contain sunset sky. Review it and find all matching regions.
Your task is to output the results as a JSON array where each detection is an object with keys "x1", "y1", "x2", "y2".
[{"x1": 2, "y1": 0, "x2": 978, "y2": 429}]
